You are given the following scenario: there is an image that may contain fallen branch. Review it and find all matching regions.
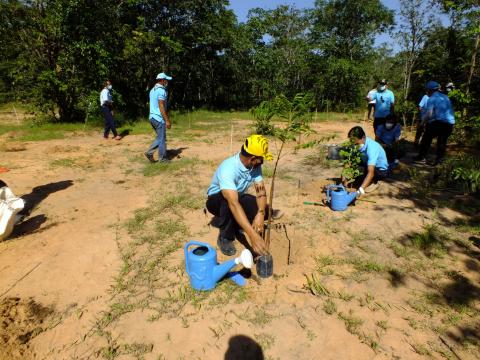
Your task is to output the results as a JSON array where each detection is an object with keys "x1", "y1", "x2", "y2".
[{"x1": 0, "y1": 262, "x2": 42, "y2": 298}]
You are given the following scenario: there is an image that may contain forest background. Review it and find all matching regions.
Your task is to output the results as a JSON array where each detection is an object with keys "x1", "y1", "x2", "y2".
[{"x1": 0, "y1": 0, "x2": 478, "y2": 141}]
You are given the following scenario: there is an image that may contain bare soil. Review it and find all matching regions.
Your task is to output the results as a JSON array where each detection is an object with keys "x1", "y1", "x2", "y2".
[{"x1": 0, "y1": 116, "x2": 479, "y2": 360}]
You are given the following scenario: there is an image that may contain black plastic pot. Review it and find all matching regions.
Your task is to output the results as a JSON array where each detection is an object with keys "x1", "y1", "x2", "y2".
[
  {"x1": 256, "y1": 254, "x2": 273, "y2": 278},
  {"x1": 327, "y1": 145, "x2": 343, "y2": 160}
]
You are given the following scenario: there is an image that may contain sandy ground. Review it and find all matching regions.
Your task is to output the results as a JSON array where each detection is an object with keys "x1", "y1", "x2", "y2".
[{"x1": 0, "y1": 117, "x2": 479, "y2": 360}]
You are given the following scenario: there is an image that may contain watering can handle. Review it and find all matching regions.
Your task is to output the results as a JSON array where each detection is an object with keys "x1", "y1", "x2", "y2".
[{"x1": 184, "y1": 240, "x2": 212, "y2": 275}]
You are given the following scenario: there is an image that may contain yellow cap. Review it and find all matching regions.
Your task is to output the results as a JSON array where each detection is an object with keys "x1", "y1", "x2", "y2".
[{"x1": 243, "y1": 135, "x2": 273, "y2": 161}]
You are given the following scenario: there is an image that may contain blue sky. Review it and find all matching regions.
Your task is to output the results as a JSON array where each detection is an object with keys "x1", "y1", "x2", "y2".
[{"x1": 227, "y1": 0, "x2": 433, "y2": 50}]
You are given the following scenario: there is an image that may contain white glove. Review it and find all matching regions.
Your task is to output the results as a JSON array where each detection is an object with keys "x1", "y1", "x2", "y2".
[{"x1": 357, "y1": 187, "x2": 365, "y2": 195}]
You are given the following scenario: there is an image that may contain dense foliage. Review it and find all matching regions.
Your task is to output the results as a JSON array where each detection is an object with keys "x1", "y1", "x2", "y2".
[{"x1": 0, "y1": 0, "x2": 479, "y2": 133}]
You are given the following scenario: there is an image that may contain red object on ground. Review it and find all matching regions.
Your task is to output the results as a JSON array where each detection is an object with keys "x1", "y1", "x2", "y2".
[{"x1": 0, "y1": 167, "x2": 9, "y2": 173}]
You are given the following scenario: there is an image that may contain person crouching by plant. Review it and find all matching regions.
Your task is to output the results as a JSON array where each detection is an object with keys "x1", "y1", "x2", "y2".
[
  {"x1": 345, "y1": 126, "x2": 389, "y2": 196},
  {"x1": 375, "y1": 114, "x2": 401, "y2": 165},
  {"x1": 100, "y1": 80, "x2": 121, "y2": 140},
  {"x1": 206, "y1": 135, "x2": 274, "y2": 257}
]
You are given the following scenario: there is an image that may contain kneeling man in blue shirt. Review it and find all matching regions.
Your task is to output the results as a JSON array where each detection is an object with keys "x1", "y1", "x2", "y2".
[
  {"x1": 206, "y1": 135, "x2": 274, "y2": 256},
  {"x1": 347, "y1": 126, "x2": 389, "y2": 196}
]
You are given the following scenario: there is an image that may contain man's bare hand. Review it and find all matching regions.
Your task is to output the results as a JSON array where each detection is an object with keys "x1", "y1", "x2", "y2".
[
  {"x1": 252, "y1": 213, "x2": 264, "y2": 235},
  {"x1": 250, "y1": 232, "x2": 268, "y2": 256},
  {"x1": 166, "y1": 120, "x2": 171, "y2": 129}
]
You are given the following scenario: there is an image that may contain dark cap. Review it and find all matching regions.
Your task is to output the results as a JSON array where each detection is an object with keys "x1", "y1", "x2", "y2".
[{"x1": 379, "y1": 79, "x2": 387, "y2": 85}]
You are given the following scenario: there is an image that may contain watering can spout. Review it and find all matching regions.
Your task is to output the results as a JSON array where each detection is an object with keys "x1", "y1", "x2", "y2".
[
  {"x1": 212, "y1": 249, "x2": 254, "y2": 283},
  {"x1": 213, "y1": 259, "x2": 237, "y2": 283},
  {"x1": 346, "y1": 191, "x2": 357, "y2": 205}
]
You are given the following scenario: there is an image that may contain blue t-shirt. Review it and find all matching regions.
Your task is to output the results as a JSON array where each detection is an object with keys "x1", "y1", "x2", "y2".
[
  {"x1": 418, "y1": 95, "x2": 429, "y2": 118},
  {"x1": 359, "y1": 137, "x2": 389, "y2": 170},
  {"x1": 207, "y1": 153, "x2": 263, "y2": 196},
  {"x1": 423, "y1": 91, "x2": 455, "y2": 125},
  {"x1": 372, "y1": 89, "x2": 395, "y2": 118},
  {"x1": 149, "y1": 84, "x2": 167, "y2": 123},
  {"x1": 376, "y1": 124, "x2": 401, "y2": 145}
]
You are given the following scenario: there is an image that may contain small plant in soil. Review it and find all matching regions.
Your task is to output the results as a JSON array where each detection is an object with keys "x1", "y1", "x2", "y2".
[{"x1": 339, "y1": 142, "x2": 362, "y2": 186}]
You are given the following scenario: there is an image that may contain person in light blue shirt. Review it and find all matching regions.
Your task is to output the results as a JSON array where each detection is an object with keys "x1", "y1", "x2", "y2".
[
  {"x1": 346, "y1": 126, "x2": 388, "y2": 196},
  {"x1": 414, "y1": 81, "x2": 455, "y2": 165},
  {"x1": 375, "y1": 115, "x2": 401, "y2": 164},
  {"x1": 144, "y1": 72, "x2": 172, "y2": 163},
  {"x1": 368, "y1": 79, "x2": 395, "y2": 131},
  {"x1": 206, "y1": 135, "x2": 276, "y2": 257},
  {"x1": 99, "y1": 80, "x2": 121, "y2": 140},
  {"x1": 415, "y1": 94, "x2": 429, "y2": 145}
]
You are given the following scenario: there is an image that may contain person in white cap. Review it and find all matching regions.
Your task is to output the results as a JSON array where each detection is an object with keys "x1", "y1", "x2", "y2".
[{"x1": 145, "y1": 72, "x2": 173, "y2": 163}]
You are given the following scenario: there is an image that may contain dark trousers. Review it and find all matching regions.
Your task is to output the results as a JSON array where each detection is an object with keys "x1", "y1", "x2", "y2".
[
  {"x1": 367, "y1": 104, "x2": 375, "y2": 120},
  {"x1": 418, "y1": 121, "x2": 453, "y2": 160},
  {"x1": 352, "y1": 166, "x2": 388, "y2": 188},
  {"x1": 414, "y1": 114, "x2": 425, "y2": 145},
  {"x1": 381, "y1": 143, "x2": 399, "y2": 163},
  {"x1": 206, "y1": 192, "x2": 260, "y2": 241},
  {"x1": 102, "y1": 105, "x2": 118, "y2": 138},
  {"x1": 373, "y1": 117, "x2": 387, "y2": 132}
]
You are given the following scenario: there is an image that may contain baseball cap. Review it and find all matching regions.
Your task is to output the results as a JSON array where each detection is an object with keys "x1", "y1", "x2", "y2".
[
  {"x1": 156, "y1": 72, "x2": 172, "y2": 81},
  {"x1": 426, "y1": 81, "x2": 440, "y2": 90},
  {"x1": 379, "y1": 79, "x2": 387, "y2": 85}
]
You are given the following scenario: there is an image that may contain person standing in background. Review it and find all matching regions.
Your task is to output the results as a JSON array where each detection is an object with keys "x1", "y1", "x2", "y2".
[
  {"x1": 366, "y1": 85, "x2": 377, "y2": 121},
  {"x1": 368, "y1": 79, "x2": 395, "y2": 131},
  {"x1": 100, "y1": 80, "x2": 121, "y2": 140},
  {"x1": 145, "y1": 72, "x2": 173, "y2": 163},
  {"x1": 414, "y1": 81, "x2": 455, "y2": 166},
  {"x1": 415, "y1": 92, "x2": 429, "y2": 146}
]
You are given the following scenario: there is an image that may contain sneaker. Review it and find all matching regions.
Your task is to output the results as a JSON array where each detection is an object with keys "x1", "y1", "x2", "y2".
[
  {"x1": 217, "y1": 235, "x2": 236, "y2": 256},
  {"x1": 412, "y1": 156, "x2": 427, "y2": 164},
  {"x1": 158, "y1": 158, "x2": 171, "y2": 164},
  {"x1": 271, "y1": 209, "x2": 284, "y2": 220},
  {"x1": 432, "y1": 158, "x2": 445, "y2": 166},
  {"x1": 144, "y1": 152, "x2": 156, "y2": 163}
]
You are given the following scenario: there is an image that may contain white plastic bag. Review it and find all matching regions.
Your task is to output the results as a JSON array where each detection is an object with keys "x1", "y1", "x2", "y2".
[{"x1": 0, "y1": 186, "x2": 25, "y2": 241}]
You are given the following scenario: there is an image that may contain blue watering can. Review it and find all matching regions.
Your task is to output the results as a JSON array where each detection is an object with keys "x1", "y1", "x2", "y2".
[
  {"x1": 184, "y1": 240, "x2": 253, "y2": 291},
  {"x1": 325, "y1": 184, "x2": 357, "y2": 211}
]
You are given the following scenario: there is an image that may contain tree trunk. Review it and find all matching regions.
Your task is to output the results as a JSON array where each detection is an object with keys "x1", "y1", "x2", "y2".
[
  {"x1": 265, "y1": 141, "x2": 284, "y2": 250},
  {"x1": 466, "y1": 32, "x2": 479, "y2": 96}
]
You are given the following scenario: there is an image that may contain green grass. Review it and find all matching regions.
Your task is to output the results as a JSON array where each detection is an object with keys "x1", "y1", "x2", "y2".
[
  {"x1": 142, "y1": 157, "x2": 198, "y2": 177},
  {"x1": 338, "y1": 310, "x2": 364, "y2": 335},
  {"x1": 0, "y1": 109, "x2": 253, "y2": 142},
  {"x1": 376, "y1": 320, "x2": 388, "y2": 330},
  {"x1": 323, "y1": 299, "x2": 337, "y2": 315},
  {"x1": 347, "y1": 257, "x2": 386, "y2": 273},
  {"x1": 304, "y1": 273, "x2": 331, "y2": 296},
  {"x1": 0, "y1": 109, "x2": 362, "y2": 144},
  {"x1": 412, "y1": 224, "x2": 446, "y2": 250},
  {"x1": 50, "y1": 158, "x2": 79, "y2": 168}
]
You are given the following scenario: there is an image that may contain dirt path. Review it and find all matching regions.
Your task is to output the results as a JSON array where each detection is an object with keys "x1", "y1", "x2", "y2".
[{"x1": 0, "y1": 119, "x2": 479, "y2": 359}]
